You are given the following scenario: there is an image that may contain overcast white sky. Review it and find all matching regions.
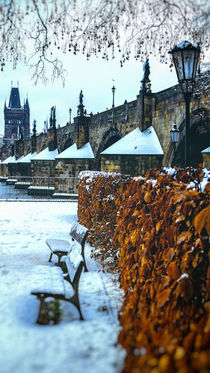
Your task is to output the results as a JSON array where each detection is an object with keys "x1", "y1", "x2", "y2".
[{"x1": 0, "y1": 52, "x2": 184, "y2": 135}]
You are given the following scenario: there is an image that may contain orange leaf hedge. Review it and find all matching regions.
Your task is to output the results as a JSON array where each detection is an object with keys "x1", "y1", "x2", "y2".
[
  {"x1": 78, "y1": 168, "x2": 210, "y2": 372},
  {"x1": 78, "y1": 171, "x2": 129, "y2": 270}
]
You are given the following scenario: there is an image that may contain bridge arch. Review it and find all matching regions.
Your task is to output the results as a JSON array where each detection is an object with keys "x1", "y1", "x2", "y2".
[
  {"x1": 95, "y1": 128, "x2": 123, "y2": 170},
  {"x1": 61, "y1": 137, "x2": 74, "y2": 152},
  {"x1": 41, "y1": 144, "x2": 47, "y2": 151},
  {"x1": 171, "y1": 108, "x2": 210, "y2": 167}
]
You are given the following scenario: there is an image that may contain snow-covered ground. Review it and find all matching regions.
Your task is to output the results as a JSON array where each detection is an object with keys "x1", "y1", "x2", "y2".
[{"x1": 0, "y1": 202, "x2": 125, "y2": 373}]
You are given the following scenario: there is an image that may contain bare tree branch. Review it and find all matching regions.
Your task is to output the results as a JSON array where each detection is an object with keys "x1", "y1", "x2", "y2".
[{"x1": 0, "y1": 0, "x2": 209, "y2": 83}]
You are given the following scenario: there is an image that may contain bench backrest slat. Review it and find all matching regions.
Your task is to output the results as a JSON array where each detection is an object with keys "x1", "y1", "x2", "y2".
[{"x1": 70, "y1": 222, "x2": 88, "y2": 245}]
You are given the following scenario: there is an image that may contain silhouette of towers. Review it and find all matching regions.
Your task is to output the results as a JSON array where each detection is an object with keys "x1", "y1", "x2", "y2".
[{"x1": 4, "y1": 86, "x2": 30, "y2": 146}]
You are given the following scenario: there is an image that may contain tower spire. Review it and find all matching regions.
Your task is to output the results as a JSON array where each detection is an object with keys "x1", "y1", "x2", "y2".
[{"x1": 9, "y1": 87, "x2": 21, "y2": 108}]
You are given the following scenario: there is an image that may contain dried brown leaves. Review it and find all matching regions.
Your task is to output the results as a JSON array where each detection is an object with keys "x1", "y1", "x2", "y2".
[{"x1": 78, "y1": 168, "x2": 210, "y2": 372}]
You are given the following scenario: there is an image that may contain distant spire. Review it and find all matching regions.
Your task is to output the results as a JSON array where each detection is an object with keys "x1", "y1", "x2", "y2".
[
  {"x1": 24, "y1": 98, "x2": 29, "y2": 110},
  {"x1": 8, "y1": 87, "x2": 21, "y2": 108}
]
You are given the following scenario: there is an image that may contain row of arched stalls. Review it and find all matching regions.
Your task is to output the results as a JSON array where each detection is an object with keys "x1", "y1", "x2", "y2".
[
  {"x1": 0, "y1": 124, "x2": 164, "y2": 194},
  {"x1": 0, "y1": 118, "x2": 210, "y2": 195}
]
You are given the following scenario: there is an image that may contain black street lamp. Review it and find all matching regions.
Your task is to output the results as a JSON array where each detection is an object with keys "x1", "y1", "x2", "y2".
[
  {"x1": 112, "y1": 85, "x2": 116, "y2": 108},
  {"x1": 169, "y1": 41, "x2": 200, "y2": 166},
  {"x1": 69, "y1": 108, "x2": 72, "y2": 123},
  {"x1": 112, "y1": 85, "x2": 116, "y2": 125},
  {"x1": 170, "y1": 123, "x2": 179, "y2": 165}
]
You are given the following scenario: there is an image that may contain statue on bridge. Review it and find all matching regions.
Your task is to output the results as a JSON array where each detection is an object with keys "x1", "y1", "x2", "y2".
[
  {"x1": 77, "y1": 90, "x2": 85, "y2": 117},
  {"x1": 50, "y1": 106, "x2": 56, "y2": 128},
  {"x1": 143, "y1": 58, "x2": 150, "y2": 81},
  {"x1": 140, "y1": 58, "x2": 151, "y2": 93},
  {"x1": 79, "y1": 90, "x2": 84, "y2": 105}
]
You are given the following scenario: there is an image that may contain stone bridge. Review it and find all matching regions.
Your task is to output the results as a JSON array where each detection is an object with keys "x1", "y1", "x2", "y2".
[{"x1": 1, "y1": 70, "x2": 210, "y2": 173}]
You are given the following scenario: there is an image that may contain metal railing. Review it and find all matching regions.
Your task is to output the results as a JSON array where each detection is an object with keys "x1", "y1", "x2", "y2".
[{"x1": 0, "y1": 176, "x2": 78, "y2": 200}]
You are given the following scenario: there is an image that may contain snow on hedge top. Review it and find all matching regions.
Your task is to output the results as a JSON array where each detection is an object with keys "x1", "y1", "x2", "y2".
[
  {"x1": 79, "y1": 170, "x2": 122, "y2": 180},
  {"x1": 32, "y1": 148, "x2": 58, "y2": 160},
  {"x1": 201, "y1": 146, "x2": 210, "y2": 154},
  {"x1": 56, "y1": 142, "x2": 94, "y2": 159},
  {"x1": 2, "y1": 155, "x2": 16, "y2": 164},
  {"x1": 101, "y1": 126, "x2": 164, "y2": 155},
  {"x1": 17, "y1": 152, "x2": 37, "y2": 163}
]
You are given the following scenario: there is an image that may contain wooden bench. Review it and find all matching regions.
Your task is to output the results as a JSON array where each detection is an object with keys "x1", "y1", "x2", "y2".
[
  {"x1": 46, "y1": 222, "x2": 89, "y2": 272},
  {"x1": 31, "y1": 256, "x2": 85, "y2": 322}
]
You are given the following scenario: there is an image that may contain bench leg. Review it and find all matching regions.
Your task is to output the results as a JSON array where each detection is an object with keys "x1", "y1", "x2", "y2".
[
  {"x1": 57, "y1": 253, "x2": 66, "y2": 266},
  {"x1": 48, "y1": 253, "x2": 53, "y2": 262},
  {"x1": 36, "y1": 295, "x2": 49, "y2": 324},
  {"x1": 68, "y1": 293, "x2": 84, "y2": 321}
]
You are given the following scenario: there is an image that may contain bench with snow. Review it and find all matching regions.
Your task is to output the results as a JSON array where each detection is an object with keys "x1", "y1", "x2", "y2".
[
  {"x1": 31, "y1": 256, "x2": 85, "y2": 322},
  {"x1": 46, "y1": 222, "x2": 89, "y2": 272}
]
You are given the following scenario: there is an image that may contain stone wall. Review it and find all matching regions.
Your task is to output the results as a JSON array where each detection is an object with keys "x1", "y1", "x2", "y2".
[
  {"x1": 101, "y1": 154, "x2": 163, "y2": 175},
  {"x1": 31, "y1": 160, "x2": 56, "y2": 179},
  {"x1": 54, "y1": 158, "x2": 95, "y2": 193},
  {"x1": 202, "y1": 153, "x2": 210, "y2": 168}
]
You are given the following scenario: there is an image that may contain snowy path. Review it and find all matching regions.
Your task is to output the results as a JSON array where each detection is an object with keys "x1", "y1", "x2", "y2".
[{"x1": 0, "y1": 202, "x2": 125, "y2": 373}]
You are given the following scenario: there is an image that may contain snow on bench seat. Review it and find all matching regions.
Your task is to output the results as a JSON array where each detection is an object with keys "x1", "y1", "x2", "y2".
[
  {"x1": 46, "y1": 239, "x2": 71, "y2": 253},
  {"x1": 47, "y1": 222, "x2": 89, "y2": 271},
  {"x1": 31, "y1": 260, "x2": 84, "y2": 321},
  {"x1": 31, "y1": 265, "x2": 73, "y2": 298}
]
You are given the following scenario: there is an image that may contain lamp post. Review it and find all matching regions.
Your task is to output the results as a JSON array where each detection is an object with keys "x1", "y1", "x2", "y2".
[
  {"x1": 112, "y1": 85, "x2": 116, "y2": 124},
  {"x1": 112, "y1": 85, "x2": 116, "y2": 108},
  {"x1": 169, "y1": 41, "x2": 200, "y2": 166},
  {"x1": 69, "y1": 108, "x2": 72, "y2": 123},
  {"x1": 170, "y1": 123, "x2": 179, "y2": 165}
]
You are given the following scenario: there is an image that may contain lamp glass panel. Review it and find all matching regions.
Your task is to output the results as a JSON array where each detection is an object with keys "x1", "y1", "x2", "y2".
[
  {"x1": 170, "y1": 129, "x2": 179, "y2": 143},
  {"x1": 173, "y1": 130, "x2": 179, "y2": 142},
  {"x1": 173, "y1": 51, "x2": 184, "y2": 81},
  {"x1": 193, "y1": 50, "x2": 200, "y2": 79},
  {"x1": 183, "y1": 49, "x2": 194, "y2": 79}
]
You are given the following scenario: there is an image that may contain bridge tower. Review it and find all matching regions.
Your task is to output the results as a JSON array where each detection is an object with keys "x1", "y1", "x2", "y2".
[{"x1": 4, "y1": 86, "x2": 30, "y2": 146}]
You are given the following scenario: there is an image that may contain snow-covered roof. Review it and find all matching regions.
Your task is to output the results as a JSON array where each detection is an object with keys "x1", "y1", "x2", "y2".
[
  {"x1": 17, "y1": 152, "x2": 37, "y2": 163},
  {"x1": 15, "y1": 155, "x2": 25, "y2": 163},
  {"x1": 56, "y1": 142, "x2": 94, "y2": 159},
  {"x1": 201, "y1": 146, "x2": 210, "y2": 154},
  {"x1": 1, "y1": 155, "x2": 16, "y2": 164},
  {"x1": 101, "y1": 126, "x2": 164, "y2": 155},
  {"x1": 32, "y1": 148, "x2": 58, "y2": 161}
]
